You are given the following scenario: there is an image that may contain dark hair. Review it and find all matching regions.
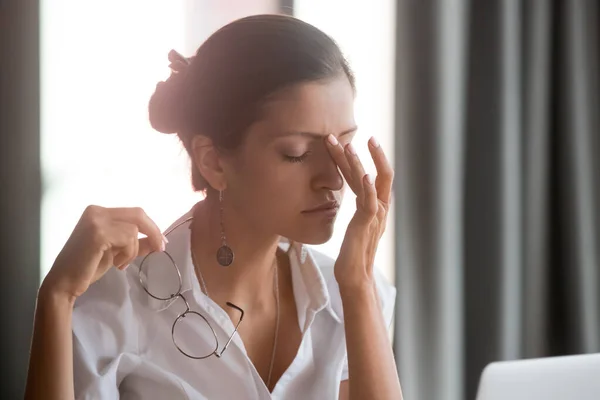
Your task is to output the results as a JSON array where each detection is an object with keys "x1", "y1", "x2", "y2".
[{"x1": 148, "y1": 14, "x2": 355, "y2": 191}]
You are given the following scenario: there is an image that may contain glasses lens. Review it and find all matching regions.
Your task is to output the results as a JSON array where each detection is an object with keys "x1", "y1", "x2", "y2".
[
  {"x1": 139, "y1": 251, "x2": 182, "y2": 300},
  {"x1": 173, "y1": 311, "x2": 219, "y2": 359}
]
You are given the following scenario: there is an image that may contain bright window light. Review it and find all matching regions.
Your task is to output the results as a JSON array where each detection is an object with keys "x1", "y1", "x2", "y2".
[{"x1": 40, "y1": 1, "x2": 276, "y2": 280}]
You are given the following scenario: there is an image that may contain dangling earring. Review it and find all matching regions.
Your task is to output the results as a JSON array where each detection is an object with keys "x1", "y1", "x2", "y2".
[{"x1": 216, "y1": 190, "x2": 234, "y2": 267}]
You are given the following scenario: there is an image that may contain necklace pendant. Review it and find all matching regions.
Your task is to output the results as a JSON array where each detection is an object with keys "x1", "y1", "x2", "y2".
[{"x1": 216, "y1": 245, "x2": 234, "y2": 267}]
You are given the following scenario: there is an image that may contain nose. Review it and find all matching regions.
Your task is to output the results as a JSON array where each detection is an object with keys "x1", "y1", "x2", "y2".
[{"x1": 311, "y1": 153, "x2": 344, "y2": 192}]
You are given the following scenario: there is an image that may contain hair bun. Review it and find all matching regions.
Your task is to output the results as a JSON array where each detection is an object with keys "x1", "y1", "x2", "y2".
[{"x1": 148, "y1": 50, "x2": 193, "y2": 134}]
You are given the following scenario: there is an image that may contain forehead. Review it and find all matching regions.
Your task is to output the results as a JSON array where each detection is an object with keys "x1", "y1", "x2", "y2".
[{"x1": 256, "y1": 76, "x2": 356, "y2": 136}]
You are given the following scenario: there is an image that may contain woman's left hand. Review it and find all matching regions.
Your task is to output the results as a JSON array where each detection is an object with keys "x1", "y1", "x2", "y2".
[{"x1": 325, "y1": 134, "x2": 394, "y2": 292}]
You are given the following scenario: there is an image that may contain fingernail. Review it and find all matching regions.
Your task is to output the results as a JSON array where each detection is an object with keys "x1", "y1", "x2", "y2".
[
  {"x1": 366, "y1": 174, "x2": 375, "y2": 185},
  {"x1": 369, "y1": 136, "x2": 380, "y2": 148},
  {"x1": 327, "y1": 134, "x2": 338, "y2": 146},
  {"x1": 161, "y1": 240, "x2": 166, "y2": 252},
  {"x1": 346, "y1": 143, "x2": 357, "y2": 155},
  {"x1": 163, "y1": 235, "x2": 169, "y2": 243}
]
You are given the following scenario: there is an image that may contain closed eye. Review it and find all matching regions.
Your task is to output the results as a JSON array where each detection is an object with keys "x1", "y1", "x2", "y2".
[{"x1": 283, "y1": 152, "x2": 311, "y2": 163}]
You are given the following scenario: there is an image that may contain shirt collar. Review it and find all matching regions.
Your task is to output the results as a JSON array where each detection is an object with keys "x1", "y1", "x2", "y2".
[
  {"x1": 279, "y1": 238, "x2": 342, "y2": 326},
  {"x1": 138, "y1": 208, "x2": 342, "y2": 324}
]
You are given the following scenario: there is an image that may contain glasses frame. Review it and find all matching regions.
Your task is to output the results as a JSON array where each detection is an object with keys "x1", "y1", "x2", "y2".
[{"x1": 137, "y1": 217, "x2": 244, "y2": 360}]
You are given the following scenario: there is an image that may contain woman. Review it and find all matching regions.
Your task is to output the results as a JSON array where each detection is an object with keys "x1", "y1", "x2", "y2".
[{"x1": 25, "y1": 14, "x2": 402, "y2": 399}]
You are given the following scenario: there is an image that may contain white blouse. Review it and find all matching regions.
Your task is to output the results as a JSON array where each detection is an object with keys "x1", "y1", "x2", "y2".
[{"x1": 72, "y1": 210, "x2": 396, "y2": 399}]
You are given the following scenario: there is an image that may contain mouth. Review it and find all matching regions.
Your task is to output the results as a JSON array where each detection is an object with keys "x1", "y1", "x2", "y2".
[{"x1": 302, "y1": 201, "x2": 340, "y2": 216}]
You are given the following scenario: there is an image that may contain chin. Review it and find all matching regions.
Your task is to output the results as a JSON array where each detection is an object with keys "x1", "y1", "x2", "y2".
[{"x1": 285, "y1": 223, "x2": 336, "y2": 245}]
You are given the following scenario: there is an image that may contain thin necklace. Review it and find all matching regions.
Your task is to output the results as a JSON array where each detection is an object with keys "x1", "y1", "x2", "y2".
[{"x1": 190, "y1": 224, "x2": 281, "y2": 390}]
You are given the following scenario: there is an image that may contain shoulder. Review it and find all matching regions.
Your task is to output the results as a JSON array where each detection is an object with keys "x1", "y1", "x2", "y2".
[
  {"x1": 308, "y1": 247, "x2": 397, "y2": 327},
  {"x1": 72, "y1": 264, "x2": 150, "y2": 355},
  {"x1": 71, "y1": 259, "x2": 165, "y2": 397}
]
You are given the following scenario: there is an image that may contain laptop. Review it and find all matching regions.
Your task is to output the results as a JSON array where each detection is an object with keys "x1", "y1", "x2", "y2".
[{"x1": 476, "y1": 353, "x2": 600, "y2": 400}]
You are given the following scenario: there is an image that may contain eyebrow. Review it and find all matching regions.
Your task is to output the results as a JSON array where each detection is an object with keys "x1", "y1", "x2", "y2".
[{"x1": 276, "y1": 126, "x2": 358, "y2": 140}]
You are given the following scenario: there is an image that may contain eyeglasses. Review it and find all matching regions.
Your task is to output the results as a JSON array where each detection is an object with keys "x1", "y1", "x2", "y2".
[{"x1": 137, "y1": 217, "x2": 244, "y2": 359}]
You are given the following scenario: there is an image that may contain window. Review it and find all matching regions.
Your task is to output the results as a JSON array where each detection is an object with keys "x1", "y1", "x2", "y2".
[{"x1": 40, "y1": 1, "x2": 276, "y2": 279}]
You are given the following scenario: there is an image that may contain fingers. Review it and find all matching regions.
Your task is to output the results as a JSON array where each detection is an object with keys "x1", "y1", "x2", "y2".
[
  {"x1": 325, "y1": 135, "x2": 355, "y2": 192},
  {"x1": 115, "y1": 237, "x2": 153, "y2": 271},
  {"x1": 104, "y1": 220, "x2": 139, "y2": 248},
  {"x1": 325, "y1": 134, "x2": 394, "y2": 227},
  {"x1": 362, "y1": 174, "x2": 378, "y2": 218},
  {"x1": 107, "y1": 221, "x2": 138, "y2": 269},
  {"x1": 113, "y1": 236, "x2": 137, "y2": 270},
  {"x1": 342, "y1": 145, "x2": 368, "y2": 208},
  {"x1": 111, "y1": 231, "x2": 156, "y2": 270},
  {"x1": 368, "y1": 137, "x2": 394, "y2": 204},
  {"x1": 344, "y1": 142, "x2": 367, "y2": 204},
  {"x1": 137, "y1": 237, "x2": 154, "y2": 258},
  {"x1": 108, "y1": 207, "x2": 165, "y2": 252},
  {"x1": 325, "y1": 135, "x2": 367, "y2": 201},
  {"x1": 83, "y1": 206, "x2": 165, "y2": 272}
]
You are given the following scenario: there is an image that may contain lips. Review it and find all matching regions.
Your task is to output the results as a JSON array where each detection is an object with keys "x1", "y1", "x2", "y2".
[{"x1": 303, "y1": 201, "x2": 340, "y2": 213}]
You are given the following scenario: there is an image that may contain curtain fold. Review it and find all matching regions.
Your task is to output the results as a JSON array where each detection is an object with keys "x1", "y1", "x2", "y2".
[{"x1": 393, "y1": 1, "x2": 600, "y2": 399}]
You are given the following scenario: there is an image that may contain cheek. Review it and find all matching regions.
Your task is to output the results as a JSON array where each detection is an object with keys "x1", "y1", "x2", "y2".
[
  {"x1": 230, "y1": 157, "x2": 309, "y2": 215},
  {"x1": 262, "y1": 167, "x2": 312, "y2": 208}
]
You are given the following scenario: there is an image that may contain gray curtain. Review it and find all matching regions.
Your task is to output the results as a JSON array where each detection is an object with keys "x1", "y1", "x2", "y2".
[{"x1": 393, "y1": 1, "x2": 600, "y2": 399}]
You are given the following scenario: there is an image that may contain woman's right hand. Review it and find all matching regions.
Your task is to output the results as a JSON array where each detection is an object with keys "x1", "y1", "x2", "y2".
[{"x1": 41, "y1": 206, "x2": 166, "y2": 301}]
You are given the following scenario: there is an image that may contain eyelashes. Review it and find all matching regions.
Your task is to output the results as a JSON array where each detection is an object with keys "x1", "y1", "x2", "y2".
[
  {"x1": 280, "y1": 136, "x2": 354, "y2": 164},
  {"x1": 283, "y1": 152, "x2": 310, "y2": 163}
]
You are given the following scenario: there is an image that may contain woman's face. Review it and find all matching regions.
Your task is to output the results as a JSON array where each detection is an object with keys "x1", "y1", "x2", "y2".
[{"x1": 225, "y1": 75, "x2": 356, "y2": 245}]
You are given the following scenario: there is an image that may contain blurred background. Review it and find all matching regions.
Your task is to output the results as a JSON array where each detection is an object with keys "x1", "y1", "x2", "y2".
[{"x1": 1, "y1": 1, "x2": 598, "y2": 399}]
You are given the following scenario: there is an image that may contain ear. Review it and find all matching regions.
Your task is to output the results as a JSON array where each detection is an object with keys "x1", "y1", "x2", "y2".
[{"x1": 190, "y1": 135, "x2": 227, "y2": 191}]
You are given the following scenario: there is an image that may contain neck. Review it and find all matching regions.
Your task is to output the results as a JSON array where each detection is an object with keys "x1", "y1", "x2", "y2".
[{"x1": 190, "y1": 197, "x2": 282, "y2": 311}]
